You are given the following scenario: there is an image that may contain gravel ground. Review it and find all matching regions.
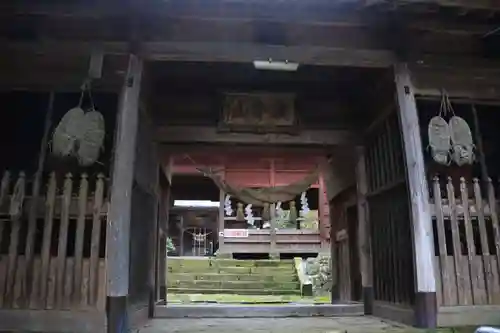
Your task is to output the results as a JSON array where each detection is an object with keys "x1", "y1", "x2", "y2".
[{"x1": 136, "y1": 317, "x2": 417, "y2": 333}]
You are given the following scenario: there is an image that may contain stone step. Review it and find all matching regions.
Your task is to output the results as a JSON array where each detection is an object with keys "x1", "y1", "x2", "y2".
[
  {"x1": 219, "y1": 266, "x2": 294, "y2": 274},
  {"x1": 167, "y1": 258, "x2": 294, "y2": 270},
  {"x1": 166, "y1": 258, "x2": 301, "y2": 296},
  {"x1": 215, "y1": 259, "x2": 293, "y2": 267},
  {"x1": 168, "y1": 265, "x2": 294, "y2": 274},
  {"x1": 167, "y1": 279, "x2": 300, "y2": 290},
  {"x1": 155, "y1": 304, "x2": 364, "y2": 318},
  {"x1": 168, "y1": 287, "x2": 302, "y2": 295},
  {"x1": 167, "y1": 272, "x2": 298, "y2": 283}
]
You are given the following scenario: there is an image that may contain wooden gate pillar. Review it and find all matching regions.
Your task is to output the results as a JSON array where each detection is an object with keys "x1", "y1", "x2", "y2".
[
  {"x1": 355, "y1": 146, "x2": 373, "y2": 315},
  {"x1": 159, "y1": 233, "x2": 167, "y2": 301},
  {"x1": 106, "y1": 54, "x2": 143, "y2": 333},
  {"x1": 394, "y1": 63, "x2": 437, "y2": 328}
]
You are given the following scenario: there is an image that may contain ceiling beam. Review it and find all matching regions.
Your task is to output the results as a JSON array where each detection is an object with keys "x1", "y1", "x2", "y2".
[
  {"x1": 143, "y1": 42, "x2": 394, "y2": 67},
  {"x1": 155, "y1": 126, "x2": 359, "y2": 146},
  {"x1": 364, "y1": 0, "x2": 500, "y2": 11},
  {"x1": 161, "y1": 144, "x2": 331, "y2": 156},
  {"x1": 1, "y1": 40, "x2": 395, "y2": 68},
  {"x1": 2, "y1": 5, "x2": 497, "y2": 36},
  {"x1": 0, "y1": 1, "x2": 367, "y2": 23}
]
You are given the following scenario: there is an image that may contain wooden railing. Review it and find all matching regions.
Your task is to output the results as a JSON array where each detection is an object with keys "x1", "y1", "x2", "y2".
[
  {"x1": 0, "y1": 171, "x2": 108, "y2": 311},
  {"x1": 430, "y1": 176, "x2": 500, "y2": 307}
]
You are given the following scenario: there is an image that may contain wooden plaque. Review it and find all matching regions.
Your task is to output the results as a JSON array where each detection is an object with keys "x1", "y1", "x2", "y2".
[{"x1": 220, "y1": 92, "x2": 297, "y2": 133}]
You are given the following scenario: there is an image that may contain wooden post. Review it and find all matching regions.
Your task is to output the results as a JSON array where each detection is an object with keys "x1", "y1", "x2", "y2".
[
  {"x1": 23, "y1": 91, "x2": 55, "y2": 305},
  {"x1": 269, "y1": 203, "x2": 278, "y2": 259},
  {"x1": 329, "y1": 199, "x2": 340, "y2": 302},
  {"x1": 471, "y1": 104, "x2": 489, "y2": 184},
  {"x1": 106, "y1": 54, "x2": 143, "y2": 333},
  {"x1": 158, "y1": 233, "x2": 167, "y2": 302},
  {"x1": 158, "y1": 185, "x2": 170, "y2": 302},
  {"x1": 355, "y1": 146, "x2": 373, "y2": 315},
  {"x1": 149, "y1": 165, "x2": 160, "y2": 318},
  {"x1": 179, "y1": 215, "x2": 184, "y2": 256},
  {"x1": 218, "y1": 189, "x2": 225, "y2": 254},
  {"x1": 394, "y1": 63, "x2": 437, "y2": 329},
  {"x1": 318, "y1": 169, "x2": 330, "y2": 252}
]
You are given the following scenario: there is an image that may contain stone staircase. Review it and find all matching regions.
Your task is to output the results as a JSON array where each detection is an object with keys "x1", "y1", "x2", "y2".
[{"x1": 167, "y1": 257, "x2": 301, "y2": 295}]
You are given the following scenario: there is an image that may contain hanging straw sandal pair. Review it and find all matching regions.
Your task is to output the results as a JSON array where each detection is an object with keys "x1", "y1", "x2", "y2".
[
  {"x1": 427, "y1": 91, "x2": 475, "y2": 166},
  {"x1": 51, "y1": 79, "x2": 105, "y2": 167}
]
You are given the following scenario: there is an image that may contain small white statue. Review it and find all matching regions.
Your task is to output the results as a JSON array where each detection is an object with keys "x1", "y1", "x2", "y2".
[
  {"x1": 245, "y1": 204, "x2": 254, "y2": 226},
  {"x1": 300, "y1": 192, "x2": 309, "y2": 216},
  {"x1": 224, "y1": 195, "x2": 233, "y2": 216}
]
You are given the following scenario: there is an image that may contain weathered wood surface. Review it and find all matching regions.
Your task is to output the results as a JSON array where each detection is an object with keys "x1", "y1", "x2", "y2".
[
  {"x1": 364, "y1": 106, "x2": 414, "y2": 305},
  {"x1": 394, "y1": 63, "x2": 436, "y2": 294},
  {"x1": 0, "y1": 171, "x2": 107, "y2": 311},
  {"x1": 337, "y1": 234, "x2": 351, "y2": 301},
  {"x1": 22, "y1": 92, "x2": 54, "y2": 307},
  {"x1": 218, "y1": 189, "x2": 226, "y2": 252},
  {"x1": 221, "y1": 229, "x2": 322, "y2": 254},
  {"x1": 156, "y1": 126, "x2": 358, "y2": 146},
  {"x1": 410, "y1": 60, "x2": 500, "y2": 100},
  {"x1": 366, "y1": 0, "x2": 500, "y2": 11},
  {"x1": 0, "y1": 308, "x2": 106, "y2": 333},
  {"x1": 1, "y1": 40, "x2": 395, "y2": 69},
  {"x1": 355, "y1": 147, "x2": 373, "y2": 291},
  {"x1": 106, "y1": 54, "x2": 143, "y2": 297},
  {"x1": 431, "y1": 177, "x2": 500, "y2": 307}
]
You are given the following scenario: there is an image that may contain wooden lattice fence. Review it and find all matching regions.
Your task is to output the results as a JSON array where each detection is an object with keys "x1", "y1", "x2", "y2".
[
  {"x1": 431, "y1": 176, "x2": 500, "y2": 306},
  {"x1": 0, "y1": 171, "x2": 107, "y2": 310}
]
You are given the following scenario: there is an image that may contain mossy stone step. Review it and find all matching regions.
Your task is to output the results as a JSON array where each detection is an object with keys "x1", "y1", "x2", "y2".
[
  {"x1": 169, "y1": 266, "x2": 294, "y2": 274},
  {"x1": 167, "y1": 280, "x2": 300, "y2": 290},
  {"x1": 167, "y1": 272, "x2": 298, "y2": 283},
  {"x1": 167, "y1": 258, "x2": 301, "y2": 296},
  {"x1": 218, "y1": 266, "x2": 294, "y2": 274},
  {"x1": 168, "y1": 258, "x2": 294, "y2": 270},
  {"x1": 214, "y1": 259, "x2": 293, "y2": 267},
  {"x1": 167, "y1": 293, "x2": 331, "y2": 304},
  {"x1": 168, "y1": 287, "x2": 302, "y2": 295}
]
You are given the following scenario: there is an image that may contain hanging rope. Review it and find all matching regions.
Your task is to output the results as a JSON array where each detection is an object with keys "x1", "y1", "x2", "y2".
[{"x1": 188, "y1": 154, "x2": 329, "y2": 206}]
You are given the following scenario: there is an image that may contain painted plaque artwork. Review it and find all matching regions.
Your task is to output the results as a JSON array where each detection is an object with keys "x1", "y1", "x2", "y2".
[{"x1": 221, "y1": 92, "x2": 296, "y2": 132}]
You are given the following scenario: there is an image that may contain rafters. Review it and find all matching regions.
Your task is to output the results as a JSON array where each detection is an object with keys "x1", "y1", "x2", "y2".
[{"x1": 364, "y1": 0, "x2": 500, "y2": 12}]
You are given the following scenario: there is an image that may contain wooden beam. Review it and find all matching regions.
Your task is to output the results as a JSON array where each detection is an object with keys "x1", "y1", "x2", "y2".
[
  {"x1": 0, "y1": 1, "x2": 370, "y2": 23},
  {"x1": 365, "y1": 0, "x2": 500, "y2": 11},
  {"x1": 409, "y1": 58, "x2": 500, "y2": 100},
  {"x1": 161, "y1": 144, "x2": 331, "y2": 156},
  {"x1": 8, "y1": 40, "x2": 500, "y2": 72},
  {"x1": 105, "y1": 54, "x2": 143, "y2": 332},
  {"x1": 401, "y1": 0, "x2": 500, "y2": 11},
  {"x1": 355, "y1": 146, "x2": 373, "y2": 315},
  {"x1": 144, "y1": 42, "x2": 393, "y2": 67},
  {"x1": 0, "y1": 49, "x2": 127, "y2": 92},
  {"x1": 394, "y1": 63, "x2": 436, "y2": 329},
  {"x1": 0, "y1": 40, "x2": 394, "y2": 68},
  {"x1": 155, "y1": 126, "x2": 358, "y2": 146}
]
